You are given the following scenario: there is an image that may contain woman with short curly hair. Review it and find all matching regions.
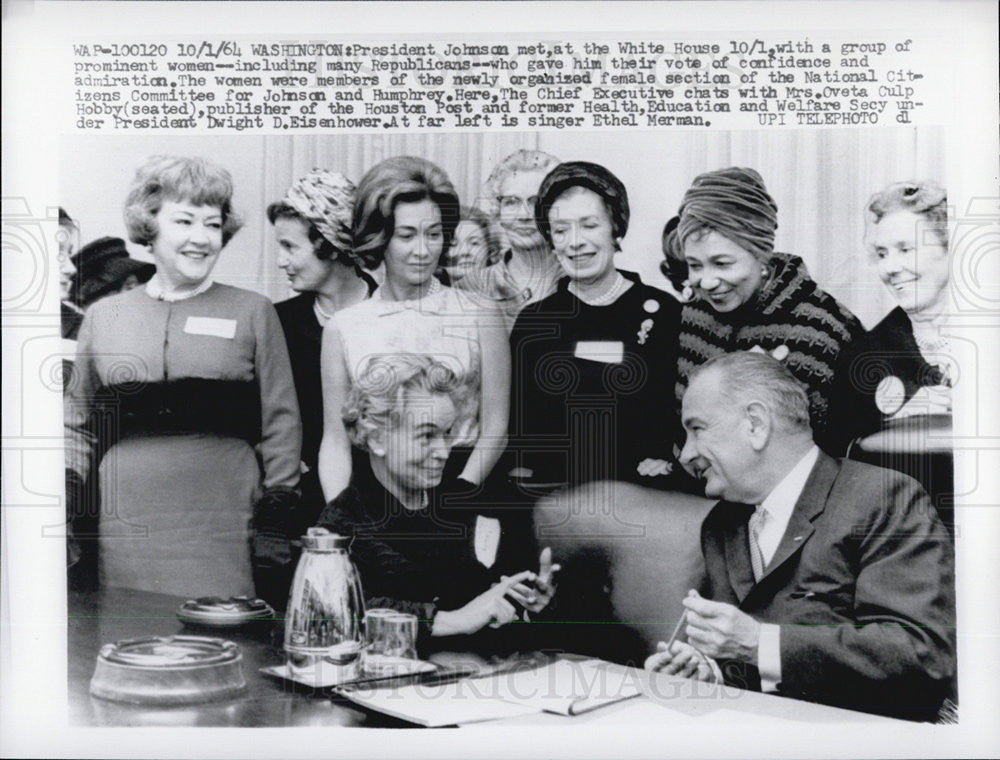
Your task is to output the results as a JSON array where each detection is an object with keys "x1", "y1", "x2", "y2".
[
  {"x1": 832, "y1": 180, "x2": 954, "y2": 529},
  {"x1": 319, "y1": 353, "x2": 556, "y2": 645},
  {"x1": 64, "y1": 155, "x2": 301, "y2": 600},
  {"x1": 461, "y1": 149, "x2": 564, "y2": 324}
]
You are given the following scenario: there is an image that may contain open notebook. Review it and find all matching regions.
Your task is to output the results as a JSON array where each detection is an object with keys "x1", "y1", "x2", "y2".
[{"x1": 334, "y1": 659, "x2": 642, "y2": 726}]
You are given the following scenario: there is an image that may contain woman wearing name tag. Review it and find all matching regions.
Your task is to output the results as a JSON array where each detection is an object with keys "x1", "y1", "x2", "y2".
[
  {"x1": 835, "y1": 181, "x2": 953, "y2": 433},
  {"x1": 665, "y1": 167, "x2": 865, "y2": 454},
  {"x1": 318, "y1": 354, "x2": 557, "y2": 645},
  {"x1": 318, "y1": 156, "x2": 510, "y2": 500},
  {"x1": 507, "y1": 161, "x2": 683, "y2": 488},
  {"x1": 64, "y1": 155, "x2": 301, "y2": 597}
]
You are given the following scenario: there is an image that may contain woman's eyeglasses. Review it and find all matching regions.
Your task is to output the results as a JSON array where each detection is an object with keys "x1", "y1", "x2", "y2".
[{"x1": 498, "y1": 195, "x2": 539, "y2": 211}]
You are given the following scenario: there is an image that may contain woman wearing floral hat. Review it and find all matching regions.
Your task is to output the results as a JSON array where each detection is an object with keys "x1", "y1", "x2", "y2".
[{"x1": 268, "y1": 169, "x2": 377, "y2": 515}]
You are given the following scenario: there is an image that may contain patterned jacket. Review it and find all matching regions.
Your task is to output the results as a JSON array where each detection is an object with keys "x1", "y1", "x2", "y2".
[{"x1": 676, "y1": 253, "x2": 865, "y2": 453}]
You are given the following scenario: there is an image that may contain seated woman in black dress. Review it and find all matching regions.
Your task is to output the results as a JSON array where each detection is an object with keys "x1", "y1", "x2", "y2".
[
  {"x1": 317, "y1": 354, "x2": 557, "y2": 645},
  {"x1": 507, "y1": 161, "x2": 683, "y2": 488}
]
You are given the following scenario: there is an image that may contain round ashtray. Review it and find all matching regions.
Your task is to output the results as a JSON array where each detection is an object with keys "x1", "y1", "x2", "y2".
[
  {"x1": 89, "y1": 634, "x2": 247, "y2": 705},
  {"x1": 177, "y1": 595, "x2": 275, "y2": 628}
]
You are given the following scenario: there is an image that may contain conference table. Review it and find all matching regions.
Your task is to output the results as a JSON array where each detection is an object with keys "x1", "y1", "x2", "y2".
[{"x1": 68, "y1": 586, "x2": 900, "y2": 727}]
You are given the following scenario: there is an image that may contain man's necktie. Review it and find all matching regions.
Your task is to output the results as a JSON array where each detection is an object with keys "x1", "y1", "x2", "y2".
[{"x1": 748, "y1": 508, "x2": 767, "y2": 582}]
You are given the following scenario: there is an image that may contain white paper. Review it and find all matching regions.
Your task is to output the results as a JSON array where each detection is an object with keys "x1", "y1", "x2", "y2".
[{"x1": 338, "y1": 680, "x2": 541, "y2": 727}]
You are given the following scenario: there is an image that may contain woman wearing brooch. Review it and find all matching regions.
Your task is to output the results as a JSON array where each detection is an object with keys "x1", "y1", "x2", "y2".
[
  {"x1": 318, "y1": 156, "x2": 511, "y2": 500},
  {"x1": 836, "y1": 181, "x2": 953, "y2": 427},
  {"x1": 832, "y1": 181, "x2": 955, "y2": 530},
  {"x1": 664, "y1": 167, "x2": 865, "y2": 454},
  {"x1": 507, "y1": 161, "x2": 683, "y2": 488},
  {"x1": 64, "y1": 155, "x2": 301, "y2": 597}
]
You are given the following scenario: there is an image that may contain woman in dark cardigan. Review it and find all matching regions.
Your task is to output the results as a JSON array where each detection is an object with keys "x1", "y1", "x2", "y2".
[
  {"x1": 664, "y1": 167, "x2": 866, "y2": 454},
  {"x1": 832, "y1": 180, "x2": 955, "y2": 531},
  {"x1": 508, "y1": 161, "x2": 685, "y2": 489},
  {"x1": 318, "y1": 354, "x2": 557, "y2": 648},
  {"x1": 834, "y1": 180, "x2": 953, "y2": 434}
]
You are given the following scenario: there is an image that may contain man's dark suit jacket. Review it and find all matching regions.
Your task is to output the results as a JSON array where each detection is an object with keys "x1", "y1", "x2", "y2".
[{"x1": 700, "y1": 451, "x2": 955, "y2": 722}]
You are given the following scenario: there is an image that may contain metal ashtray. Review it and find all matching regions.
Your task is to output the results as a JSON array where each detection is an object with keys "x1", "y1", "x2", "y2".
[
  {"x1": 177, "y1": 595, "x2": 275, "y2": 628},
  {"x1": 89, "y1": 635, "x2": 247, "y2": 705}
]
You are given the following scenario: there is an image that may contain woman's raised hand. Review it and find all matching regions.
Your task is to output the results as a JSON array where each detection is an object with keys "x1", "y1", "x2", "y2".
[
  {"x1": 503, "y1": 548, "x2": 560, "y2": 615},
  {"x1": 451, "y1": 569, "x2": 537, "y2": 635}
]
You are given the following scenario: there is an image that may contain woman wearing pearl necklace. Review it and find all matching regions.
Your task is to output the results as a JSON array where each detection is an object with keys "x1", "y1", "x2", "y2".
[{"x1": 507, "y1": 161, "x2": 684, "y2": 489}]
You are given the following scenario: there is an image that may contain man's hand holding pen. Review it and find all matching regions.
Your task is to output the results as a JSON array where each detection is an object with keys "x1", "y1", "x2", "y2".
[
  {"x1": 645, "y1": 589, "x2": 759, "y2": 682},
  {"x1": 682, "y1": 589, "x2": 761, "y2": 664}
]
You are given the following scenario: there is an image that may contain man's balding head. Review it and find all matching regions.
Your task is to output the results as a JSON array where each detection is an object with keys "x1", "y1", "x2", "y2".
[{"x1": 680, "y1": 352, "x2": 814, "y2": 503}]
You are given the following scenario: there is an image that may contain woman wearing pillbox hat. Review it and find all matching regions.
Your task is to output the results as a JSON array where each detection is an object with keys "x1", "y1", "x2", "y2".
[
  {"x1": 507, "y1": 161, "x2": 686, "y2": 489},
  {"x1": 668, "y1": 167, "x2": 865, "y2": 454}
]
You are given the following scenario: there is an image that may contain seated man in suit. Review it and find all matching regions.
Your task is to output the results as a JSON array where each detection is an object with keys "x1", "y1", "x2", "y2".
[{"x1": 645, "y1": 351, "x2": 955, "y2": 721}]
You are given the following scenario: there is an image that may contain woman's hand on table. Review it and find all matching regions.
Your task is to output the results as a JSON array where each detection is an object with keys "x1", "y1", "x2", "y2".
[
  {"x1": 502, "y1": 547, "x2": 560, "y2": 615},
  {"x1": 644, "y1": 640, "x2": 718, "y2": 682}
]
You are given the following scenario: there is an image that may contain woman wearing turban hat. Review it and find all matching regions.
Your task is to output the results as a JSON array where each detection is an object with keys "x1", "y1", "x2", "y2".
[
  {"x1": 507, "y1": 161, "x2": 685, "y2": 489},
  {"x1": 667, "y1": 167, "x2": 865, "y2": 454}
]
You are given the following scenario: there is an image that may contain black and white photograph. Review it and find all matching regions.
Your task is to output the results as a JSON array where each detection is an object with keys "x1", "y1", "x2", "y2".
[{"x1": 3, "y1": 2, "x2": 998, "y2": 758}]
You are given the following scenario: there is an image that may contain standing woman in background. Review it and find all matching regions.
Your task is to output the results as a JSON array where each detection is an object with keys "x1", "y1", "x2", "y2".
[
  {"x1": 318, "y1": 156, "x2": 511, "y2": 500},
  {"x1": 836, "y1": 181, "x2": 953, "y2": 430},
  {"x1": 457, "y1": 149, "x2": 563, "y2": 325},
  {"x1": 64, "y1": 155, "x2": 301, "y2": 597},
  {"x1": 440, "y1": 205, "x2": 502, "y2": 287},
  {"x1": 269, "y1": 169, "x2": 377, "y2": 535},
  {"x1": 665, "y1": 167, "x2": 865, "y2": 454},
  {"x1": 508, "y1": 161, "x2": 683, "y2": 488}
]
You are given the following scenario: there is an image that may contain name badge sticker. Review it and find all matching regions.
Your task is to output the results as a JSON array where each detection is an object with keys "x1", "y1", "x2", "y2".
[
  {"x1": 574, "y1": 341, "x2": 624, "y2": 364},
  {"x1": 184, "y1": 317, "x2": 237, "y2": 339}
]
